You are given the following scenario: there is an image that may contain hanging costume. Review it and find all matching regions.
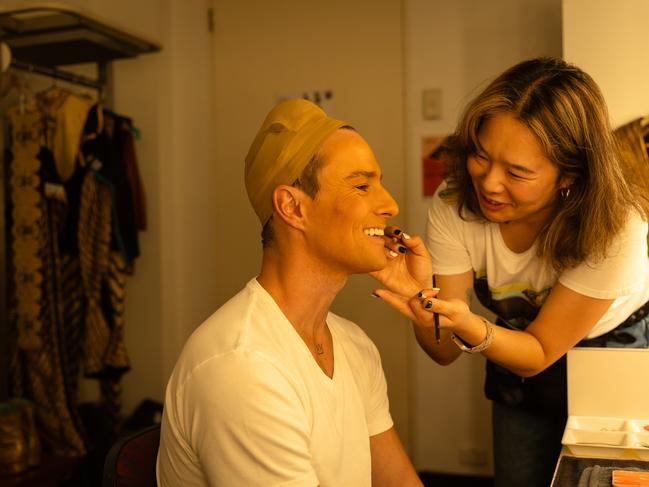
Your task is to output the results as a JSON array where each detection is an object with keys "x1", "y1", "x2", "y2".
[
  {"x1": 6, "y1": 94, "x2": 89, "y2": 456},
  {"x1": 6, "y1": 88, "x2": 144, "y2": 455}
]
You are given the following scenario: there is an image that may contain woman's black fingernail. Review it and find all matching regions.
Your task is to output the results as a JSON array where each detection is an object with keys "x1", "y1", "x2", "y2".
[
  {"x1": 393, "y1": 228, "x2": 402, "y2": 236},
  {"x1": 398, "y1": 246, "x2": 407, "y2": 254},
  {"x1": 371, "y1": 292, "x2": 381, "y2": 299},
  {"x1": 417, "y1": 291, "x2": 426, "y2": 299},
  {"x1": 424, "y1": 300, "x2": 433, "y2": 309}
]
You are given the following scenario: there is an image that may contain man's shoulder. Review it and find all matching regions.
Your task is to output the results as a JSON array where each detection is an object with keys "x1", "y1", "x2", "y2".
[
  {"x1": 172, "y1": 278, "x2": 307, "y2": 386},
  {"x1": 186, "y1": 282, "x2": 255, "y2": 342},
  {"x1": 173, "y1": 280, "x2": 264, "y2": 373}
]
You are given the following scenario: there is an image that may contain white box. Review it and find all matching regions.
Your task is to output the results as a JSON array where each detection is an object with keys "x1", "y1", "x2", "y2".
[{"x1": 562, "y1": 348, "x2": 649, "y2": 460}]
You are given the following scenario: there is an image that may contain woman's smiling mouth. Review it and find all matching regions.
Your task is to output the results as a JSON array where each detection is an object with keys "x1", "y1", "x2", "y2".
[{"x1": 480, "y1": 193, "x2": 507, "y2": 211}]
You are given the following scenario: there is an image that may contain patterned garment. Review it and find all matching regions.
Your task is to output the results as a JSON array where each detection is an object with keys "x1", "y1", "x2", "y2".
[
  {"x1": 78, "y1": 166, "x2": 131, "y2": 381},
  {"x1": 103, "y1": 251, "x2": 130, "y2": 375},
  {"x1": 9, "y1": 108, "x2": 44, "y2": 352},
  {"x1": 7, "y1": 106, "x2": 87, "y2": 456},
  {"x1": 78, "y1": 169, "x2": 113, "y2": 377},
  {"x1": 58, "y1": 254, "x2": 86, "y2": 398}
]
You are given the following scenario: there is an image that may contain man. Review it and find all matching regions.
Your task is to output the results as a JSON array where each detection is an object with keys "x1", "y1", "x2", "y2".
[{"x1": 157, "y1": 99, "x2": 423, "y2": 486}]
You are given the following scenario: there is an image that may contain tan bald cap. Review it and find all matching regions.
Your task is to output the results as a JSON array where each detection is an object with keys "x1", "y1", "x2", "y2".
[{"x1": 244, "y1": 98, "x2": 349, "y2": 226}]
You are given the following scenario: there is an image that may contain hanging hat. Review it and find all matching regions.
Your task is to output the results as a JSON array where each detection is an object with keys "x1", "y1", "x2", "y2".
[{"x1": 244, "y1": 98, "x2": 349, "y2": 226}]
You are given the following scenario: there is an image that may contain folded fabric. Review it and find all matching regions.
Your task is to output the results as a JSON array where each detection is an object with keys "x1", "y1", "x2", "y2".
[
  {"x1": 578, "y1": 465, "x2": 649, "y2": 487},
  {"x1": 612, "y1": 468, "x2": 649, "y2": 486}
]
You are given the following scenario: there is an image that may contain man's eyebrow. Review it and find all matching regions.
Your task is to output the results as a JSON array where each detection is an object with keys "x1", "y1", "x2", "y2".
[{"x1": 344, "y1": 170, "x2": 381, "y2": 180}]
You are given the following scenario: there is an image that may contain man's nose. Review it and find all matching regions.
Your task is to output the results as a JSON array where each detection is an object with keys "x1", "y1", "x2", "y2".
[{"x1": 377, "y1": 184, "x2": 399, "y2": 218}]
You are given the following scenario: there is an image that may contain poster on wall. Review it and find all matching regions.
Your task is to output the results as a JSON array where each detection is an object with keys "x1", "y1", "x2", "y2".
[
  {"x1": 421, "y1": 135, "x2": 449, "y2": 197},
  {"x1": 275, "y1": 90, "x2": 335, "y2": 114}
]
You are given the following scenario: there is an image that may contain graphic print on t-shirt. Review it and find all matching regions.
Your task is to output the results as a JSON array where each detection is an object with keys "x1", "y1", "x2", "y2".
[{"x1": 474, "y1": 273, "x2": 551, "y2": 330}]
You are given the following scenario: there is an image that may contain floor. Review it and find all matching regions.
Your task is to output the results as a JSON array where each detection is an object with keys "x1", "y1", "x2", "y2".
[{"x1": 419, "y1": 471, "x2": 494, "y2": 487}]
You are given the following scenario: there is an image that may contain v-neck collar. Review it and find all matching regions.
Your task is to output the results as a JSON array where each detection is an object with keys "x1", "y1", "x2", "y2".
[{"x1": 251, "y1": 278, "x2": 338, "y2": 385}]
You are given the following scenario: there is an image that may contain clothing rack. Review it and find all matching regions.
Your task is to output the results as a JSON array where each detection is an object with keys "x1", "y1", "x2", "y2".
[
  {"x1": 0, "y1": 1, "x2": 161, "y2": 402},
  {"x1": 9, "y1": 58, "x2": 106, "y2": 92},
  {"x1": 0, "y1": 2, "x2": 161, "y2": 101}
]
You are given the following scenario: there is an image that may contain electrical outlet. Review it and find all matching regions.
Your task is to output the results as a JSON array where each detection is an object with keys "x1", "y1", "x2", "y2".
[{"x1": 458, "y1": 447, "x2": 488, "y2": 466}]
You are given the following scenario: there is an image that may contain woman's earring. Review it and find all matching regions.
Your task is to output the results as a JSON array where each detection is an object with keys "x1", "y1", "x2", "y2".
[{"x1": 559, "y1": 187, "x2": 571, "y2": 200}]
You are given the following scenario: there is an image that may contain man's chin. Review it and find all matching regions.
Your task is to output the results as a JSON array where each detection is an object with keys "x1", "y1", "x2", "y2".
[{"x1": 356, "y1": 257, "x2": 388, "y2": 276}]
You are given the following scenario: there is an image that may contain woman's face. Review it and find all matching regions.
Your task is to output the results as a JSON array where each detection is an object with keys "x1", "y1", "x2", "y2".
[{"x1": 467, "y1": 112, "x2": 567, "y2": 227}]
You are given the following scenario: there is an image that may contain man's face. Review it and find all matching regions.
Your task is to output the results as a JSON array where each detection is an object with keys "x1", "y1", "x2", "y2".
[{"x1": 302, "y1": 129, "x2": 399, "y2": 277}]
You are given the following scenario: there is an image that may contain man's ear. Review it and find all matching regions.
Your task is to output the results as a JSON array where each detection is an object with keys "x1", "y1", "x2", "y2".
[{"x1": 272, "y1": 185, "x2": 306, "y2": 230}]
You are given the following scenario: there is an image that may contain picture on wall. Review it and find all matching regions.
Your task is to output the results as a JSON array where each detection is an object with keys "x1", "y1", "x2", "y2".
[{"x1": 421, "y1": 134, "x2": 449, "y2": 197}]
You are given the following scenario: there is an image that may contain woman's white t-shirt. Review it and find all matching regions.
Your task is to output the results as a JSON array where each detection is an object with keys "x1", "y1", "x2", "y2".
[{"x1": 426, "y1": 185, "x2": 649, "y2": 338}]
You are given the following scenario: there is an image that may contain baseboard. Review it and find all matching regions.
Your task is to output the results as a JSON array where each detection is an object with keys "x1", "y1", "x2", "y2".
[{"x1": 418, "y1": 471, "x2": 494, "y2": 487}]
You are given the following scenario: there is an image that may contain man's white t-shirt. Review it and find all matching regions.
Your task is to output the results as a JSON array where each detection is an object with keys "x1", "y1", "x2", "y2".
[
  {"x1": 426, "y1": 185, "x2": 649, "y2": 338},
  {"x1": 156, "y1": 278, "x2": 393, "y2": 487}
]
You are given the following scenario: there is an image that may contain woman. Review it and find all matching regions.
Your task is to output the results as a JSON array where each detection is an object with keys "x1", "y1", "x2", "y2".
[{"x1": 374, "y1": 57, "x2": 649, "y2": 487}]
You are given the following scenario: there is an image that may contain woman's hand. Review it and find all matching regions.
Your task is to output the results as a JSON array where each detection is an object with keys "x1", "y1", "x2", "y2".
[
  {"x1": 370, "y1": 227, "x2": 433, "y2": 298},
  {"x1": 374, "y1": 286, "x2": 474, "y2": 335},
  {"x1": 408, "y1": 290, "x2": 473, "y2": 333},
  {"x1": 374, "y1": 271, "x2": 475, "y2": 366}
]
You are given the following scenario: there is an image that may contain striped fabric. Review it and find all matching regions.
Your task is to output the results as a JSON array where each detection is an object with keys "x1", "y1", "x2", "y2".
[
  {"x1": 104, "y1": 251, "x2": 130, "y2": 375},
  {"x1": 58, "y1": 254, "x2": 86, "y2": 398},
  {"x1": 78, "y1": 170, "x2": 130, "y2": 416},
  {"x1": 78, "y1": 169, "x2": 113, "y2": 378}
]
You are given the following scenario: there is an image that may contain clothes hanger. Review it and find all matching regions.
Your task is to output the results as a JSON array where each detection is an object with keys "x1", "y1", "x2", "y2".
[
  {"x1": 0, "y1": 41, "x2": 11, "y2": 73},
  {"x1": 102, "y1": 107, "x2": 141, "y2": 140},
  {"x1": 1, "y1": 41, "x2": 35, "y2": 114},
  {"x1": 0, "y1": 72, "x2": 20, "y2": 99},
  {"x1": 0, "y1": 71, "x2": 34, "y2": 114}
]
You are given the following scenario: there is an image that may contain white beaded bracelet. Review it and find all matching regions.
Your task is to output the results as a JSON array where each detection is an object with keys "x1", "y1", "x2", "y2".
[{"x1": 451, "y1": 318, "x2": 495, "y2": 353}]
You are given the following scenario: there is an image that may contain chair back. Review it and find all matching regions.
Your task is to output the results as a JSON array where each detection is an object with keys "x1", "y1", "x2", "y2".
[{"x1": 103, "y1": 424, "x2": 161, "y2": 487}]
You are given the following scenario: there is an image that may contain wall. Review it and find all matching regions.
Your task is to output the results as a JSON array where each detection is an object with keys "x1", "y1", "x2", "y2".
[
  {"x1": 83, "y1": 0, "x2": 218, "y2": 412},
  {"x1": 563, "y1": 0, "x2": 649, "y2": 127},
  {"x1": 403, "y1": 0, "x2": 562, "y2": 475}
]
